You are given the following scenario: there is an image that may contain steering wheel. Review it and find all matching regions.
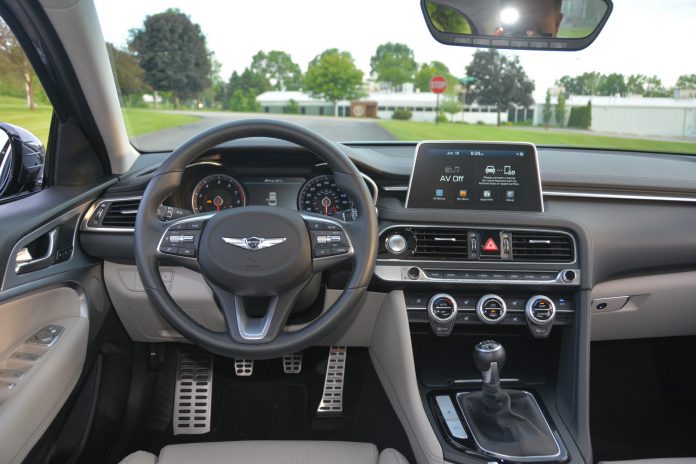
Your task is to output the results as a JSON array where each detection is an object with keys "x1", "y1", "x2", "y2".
[{"x1": 134, "y1": 119, "x2": 378, "y2": 359}]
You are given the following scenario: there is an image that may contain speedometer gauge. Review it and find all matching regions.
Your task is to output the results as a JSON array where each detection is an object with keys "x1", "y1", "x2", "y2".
[
  {"x1": 192, "y1": 174, "x2": 246, "y2": 213},
  {"x1": 298, "y1": 175, "x2": 356, "y2": 221}
]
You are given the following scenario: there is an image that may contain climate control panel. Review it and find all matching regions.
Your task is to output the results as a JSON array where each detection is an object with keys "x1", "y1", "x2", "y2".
[{"x1": 411, "y1": 292, "x2": 573, "y2": 338}]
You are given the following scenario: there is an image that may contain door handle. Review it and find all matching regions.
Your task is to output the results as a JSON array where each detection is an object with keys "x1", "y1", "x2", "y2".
[{"x1": 15, "y1": 229, "x2": 57, "y2": 275}]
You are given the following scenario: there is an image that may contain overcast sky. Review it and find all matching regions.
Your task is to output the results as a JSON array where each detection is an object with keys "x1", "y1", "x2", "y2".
[{"x1": 95, "y1": 0, "x2": 696, "y2": 97}]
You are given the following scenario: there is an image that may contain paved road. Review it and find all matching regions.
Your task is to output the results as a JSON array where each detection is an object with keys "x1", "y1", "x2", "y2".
[{"x1": 134, "y1": 110, "x2": 396, "y2": 150}]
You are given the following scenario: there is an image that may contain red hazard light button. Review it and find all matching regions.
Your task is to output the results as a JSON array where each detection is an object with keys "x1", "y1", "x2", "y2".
[{"x1": 483, "y1": 237, "x2": 499, "y2": 252}]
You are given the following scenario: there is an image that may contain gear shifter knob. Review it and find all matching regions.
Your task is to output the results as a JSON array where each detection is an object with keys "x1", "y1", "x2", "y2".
[{"x1": 473, "y1": 340, "x2": 506, "y2": 380}]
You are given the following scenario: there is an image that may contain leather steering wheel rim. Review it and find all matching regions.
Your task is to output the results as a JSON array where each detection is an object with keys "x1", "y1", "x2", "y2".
[{"x1": 134, "y1": 119, "x2": 378, "y2": 359}]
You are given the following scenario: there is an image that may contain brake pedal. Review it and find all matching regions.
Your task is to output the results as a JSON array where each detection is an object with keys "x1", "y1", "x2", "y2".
[
  {"x1": 173, "y1": 348, "x2": 212, "y2": 435},
  {"x1": 316, "y1": 346, "x2": 347, "y2": 415},
  {"x1": 234, "y1": 358, "x2": 254, "y2": 376},
  {"x1": 283, "y1": 352, "x2": 303, "y2": 374}
]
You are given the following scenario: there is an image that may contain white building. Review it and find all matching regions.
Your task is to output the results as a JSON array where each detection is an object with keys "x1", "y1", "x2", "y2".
[
  {"x1": 256, "y1": 90, "x2": 507, "y2": 124},
  {"x1": 529, "y1": 95, "x2": 696, "y2": 138}
]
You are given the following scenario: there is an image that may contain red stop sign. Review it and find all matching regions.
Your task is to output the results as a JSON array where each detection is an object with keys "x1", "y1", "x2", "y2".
[{"x1": 429, "y1": 75, "x2": 448, "y2": 94}]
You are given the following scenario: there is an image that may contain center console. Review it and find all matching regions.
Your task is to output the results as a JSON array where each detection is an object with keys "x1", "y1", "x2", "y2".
[{"x1": 374, "y1": 223, "x2": 585, "y2": 463}]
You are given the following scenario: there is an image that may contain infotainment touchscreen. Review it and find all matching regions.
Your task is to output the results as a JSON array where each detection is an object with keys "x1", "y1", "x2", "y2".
[{"x1": 405, "y1": 141, "x2": 543, "y2": 212}]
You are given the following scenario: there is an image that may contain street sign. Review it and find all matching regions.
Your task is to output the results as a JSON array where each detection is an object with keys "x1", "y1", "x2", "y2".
[{"x1": 429, "y1": 75, "x2": 448, "y2": 94}]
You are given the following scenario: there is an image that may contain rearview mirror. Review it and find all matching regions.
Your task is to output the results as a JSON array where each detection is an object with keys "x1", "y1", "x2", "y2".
[{"x1": 421, "y1": 0, "x2": 612, "y2": 51}]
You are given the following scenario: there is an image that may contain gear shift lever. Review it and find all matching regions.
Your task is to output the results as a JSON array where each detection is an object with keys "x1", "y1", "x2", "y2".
[
  {"x1": 473, "y1": 340, "x2": 506, "y2": 385},
  {"x1": 458, "y1": 340, "x2": 562, "y2": 459}
]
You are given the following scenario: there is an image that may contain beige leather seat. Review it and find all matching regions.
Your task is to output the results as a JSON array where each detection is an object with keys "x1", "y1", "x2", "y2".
[{"x1": 120, "y1": 441, "x2": 409, "y2": 464}]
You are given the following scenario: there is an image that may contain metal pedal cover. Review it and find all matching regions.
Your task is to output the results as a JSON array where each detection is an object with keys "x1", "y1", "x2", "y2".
[
  {"x1": 234, "y1": 358, "x2": 254, "y2": 376},
  {"x1": 282, "y1": 352, "x2": 303, "y2": 374},
  {"x1": 317, "y1": 346, "x2": 347, "y2": 415},
  {"x1": 173, "y1": 348, "x2": 213, "y2": 435}
]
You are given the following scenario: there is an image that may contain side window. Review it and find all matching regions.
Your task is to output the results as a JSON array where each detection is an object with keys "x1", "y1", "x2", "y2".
[{"x1": 0, "y1": 17, "x2": 50, "y2": 200}]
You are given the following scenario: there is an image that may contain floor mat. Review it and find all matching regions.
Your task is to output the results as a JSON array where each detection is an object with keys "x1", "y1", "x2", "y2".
[
  {"x1": 129, "y1": 347, "x2": 415, "y2": 462},
  {"x1": 590, "y1": 336, "x2": 696, "y2": 462}
]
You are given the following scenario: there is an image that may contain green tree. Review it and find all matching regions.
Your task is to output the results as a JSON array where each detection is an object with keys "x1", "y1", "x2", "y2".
[
  {"x1": 676, "y1": 74, "x2": 696, "y2": 91},
  {"x1": 370, "y1": 42, "x2": 417, "y2": 89},
  {"x1": 250, "y1": 50, "x2": 303, "y2": 91},
  {"x1": 129, "y1": 9, "x2": 212, "y2": 108},
  {"x1": 557, "y1": 72, "x2": 602, "y2": 96},
  {"x1": 598, "y1": 73, "x2": 626, "y2": 96},
  {"x1": 555, "y1": 92, "x2": 566, "y2": 127},
  {"x1": 304, "y1": 49, "x2": 364, "y2": 117},
  {"x1": 0, "y1": 20, "x2": 41, "y2": 110},
  {"x1": 106, "y1": 43, "x2": 147, "y2": 106},
  {"x1": 441, "y1": 95, "x2": 461, "y2": 122},
  {"x1": 225, "y1": 68, "x2": 269, "y2": 112},
  {"x1": 464, "y1": 49, "x2": 534, "y2": 126},
  {"x1": 414, "y1": 61, "x2": 457, "y2": 94},
  {"x1": 543, "y1": 90, "x2": 553, "y2": 128},
  {"x1": 284, "y1": 99, "x2": 300, "y2": 114}
]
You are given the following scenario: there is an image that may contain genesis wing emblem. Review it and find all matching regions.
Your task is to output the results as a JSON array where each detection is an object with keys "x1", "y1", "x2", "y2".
[{"x1": 222, "y1": 236, "x2": 287, "y2": 251}]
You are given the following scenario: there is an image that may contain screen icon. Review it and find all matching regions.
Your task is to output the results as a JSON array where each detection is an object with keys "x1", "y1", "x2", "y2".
[
  {"x1": 506, "y1": 190, "x2": 515, "y2": 199},
  {"x1": 504, "y1": 165, "x2": 515, "y2": 175},
  {"x1": 458, "y1": 189, "x2": 468, "y2": 198},
  {"x1": 483, "y1": 190, "x2": 492, "y2": 198},
  {"x1": 435, "y1": 188, "x2": 445, "y2": 198},
  {"x1": 485, "y1": 166, "x2": 496, "y2": 175}
]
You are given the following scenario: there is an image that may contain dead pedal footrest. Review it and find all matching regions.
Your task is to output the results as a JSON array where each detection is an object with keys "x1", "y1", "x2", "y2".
[
  {"x1": 316, "y1": 346, "x2": 347, "y2": 415},
  {"x1": 173, "y1": 348, "x2": 213, "y2": 435}
]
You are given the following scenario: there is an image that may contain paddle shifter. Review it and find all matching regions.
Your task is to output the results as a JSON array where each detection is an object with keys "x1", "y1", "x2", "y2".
[{"x1": 458, "y1": 340, "x2": 563, "y2": 460}]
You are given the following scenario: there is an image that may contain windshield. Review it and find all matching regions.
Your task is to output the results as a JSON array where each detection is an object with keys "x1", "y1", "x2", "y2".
[{"x1": 95, "y1": 0, "x2": 696, "y2": 155}]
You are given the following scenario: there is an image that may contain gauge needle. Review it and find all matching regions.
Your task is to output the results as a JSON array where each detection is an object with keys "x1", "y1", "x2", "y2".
[
  {"x1": 322, "y1": 196, "x2": 331, "y2": 216},
  {"x1": 213, "y1": 195, "x2": 223, "y2": 212}
]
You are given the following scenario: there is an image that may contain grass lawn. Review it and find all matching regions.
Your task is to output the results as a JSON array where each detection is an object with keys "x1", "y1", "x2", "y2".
[
  {"x1": 378, "y1": 120, "x2": 696, "y2": 155},
  {"x1": 0, "y1": 96, "x2": 200, "y2": 145}
]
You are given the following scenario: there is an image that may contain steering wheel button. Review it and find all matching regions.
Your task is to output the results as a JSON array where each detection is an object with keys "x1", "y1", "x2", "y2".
[
  {"x1": 161, "y1": 246, "x2": 178, "y2": 255},
  {"x1": 180, "y1": 248, "x2": 196, "y2": 257},
  {"x1": 314, "y1": 247, "x2": 332, "y2": 257}
]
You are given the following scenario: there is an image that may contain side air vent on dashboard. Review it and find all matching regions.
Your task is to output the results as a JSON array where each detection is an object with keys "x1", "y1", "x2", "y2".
[
  {"x1": 510, "y1": 232, "x2": 574, "y2": 262},
  {"x1": 101, "y1": 199, "x2": 141, "y2": 228},
  {"x1": 411, "y1": 227, "x2": 469, "y2": 260},
  {"x1": 83, "y1": 197, "x2": 142, "y2": 231}
]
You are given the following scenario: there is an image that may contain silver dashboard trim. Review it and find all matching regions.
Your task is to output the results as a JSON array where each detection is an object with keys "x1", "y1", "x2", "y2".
[
  {"x1": 375, "y1": 265, "x2": 581, "y2": 285},
  {"x1": 378, "y1": 224, "x2": 578, "y2": 265},
  {"x1": 404, "y1": 140, "x2": 545, "y2": 213},
  {"x1": 543, "y1": 189, "x2": 696, "y2": 203}
]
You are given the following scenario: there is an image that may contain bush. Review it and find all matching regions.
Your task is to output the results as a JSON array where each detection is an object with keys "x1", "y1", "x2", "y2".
[
  {"x1": 283, "y1": 99, "x2": 300, "y2": 114},
  {"x1": 476, "y1": 120, "x2": 485, "y2": 125},
  {"x1": 435, "y1": 112, "x2": 448, "y2": 123},
  {"x1": 392, "y1": 109, "x2": 413, "y2": 120},
  {"x1": 568, "y1": 101, "x2": 592, "y2": 129}
]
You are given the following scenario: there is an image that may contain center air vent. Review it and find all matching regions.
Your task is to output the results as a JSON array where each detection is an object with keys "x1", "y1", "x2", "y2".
[
  {"x1": 511, "y1": 232, "x2": 574, "y2": 262},
  {"x1": 411, "y1": 227, "x2": 469, "y2": 260}
]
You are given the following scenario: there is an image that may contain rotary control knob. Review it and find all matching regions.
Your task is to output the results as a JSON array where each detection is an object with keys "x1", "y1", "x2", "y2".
[
  {"x1": 525, "y1": 295, "x2": 556, "y2": 325},
  {"x1": 525, "y1": 295, "x2": 556, "y2": 339},
  {"x1": 428, "y1": 293, "x2": 458, "y2": 337},
  {"x1": 386, "y1": 233, "x2": 408, "y2": 254},
  {"x1": 476, "y1": 294, "x2": 507, "y2": 325}
]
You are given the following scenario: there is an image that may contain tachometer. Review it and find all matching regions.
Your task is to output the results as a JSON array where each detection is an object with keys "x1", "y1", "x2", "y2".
[
  {"x1": 298, "y1": 175, "x2": 356, "y2": 221},
  {"x1": 192, "y1": 174, "x2": 246, "y2": 213}
]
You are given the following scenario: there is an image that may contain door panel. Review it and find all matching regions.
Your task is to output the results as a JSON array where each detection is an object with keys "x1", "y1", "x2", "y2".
[{"x1": 0, "y1": 286, "x2": 88, "y2": 464}]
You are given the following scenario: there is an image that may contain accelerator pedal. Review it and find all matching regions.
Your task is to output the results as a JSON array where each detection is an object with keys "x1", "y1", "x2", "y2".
[
  {"x1": 282, "y1": 352, "x2": 303, "y2": 374},
  {"x1": 173, "y1": 348, "x2": 213, "y2": 435},
  {"x1": 234, "y1": 359, "x2": 254, "y2": 376},
  {"x1": 316, "y1": 346, "x2": 347, "y2": 416}
]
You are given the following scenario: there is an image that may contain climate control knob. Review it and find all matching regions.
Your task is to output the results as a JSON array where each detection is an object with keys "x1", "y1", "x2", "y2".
[
  {"x1": 476, "y1": 294, "x2": 507, "y2": 324},
  {"x1": 525, "y1": 295, "x2": 556, "y2": 325},
  {"x1": 428, "y1": 293, "x2": 458, "y2": 337}
]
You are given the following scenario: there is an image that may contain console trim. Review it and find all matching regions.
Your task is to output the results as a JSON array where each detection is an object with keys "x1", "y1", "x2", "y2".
[{"x1": 375, "y1": 265, "x2": 581, "y2": 286}]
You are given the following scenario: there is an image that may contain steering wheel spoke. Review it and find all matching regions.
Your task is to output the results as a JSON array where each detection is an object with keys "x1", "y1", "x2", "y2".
[
  {"x1": 211, "y1": 282, "x2": 310, "y2": 344},
  {"x1": 156, "y1": 213, "x2": 214, "y2": 271},
  {"x1": 302, "y1": 213, "x2": 355, "y2": 273}
]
